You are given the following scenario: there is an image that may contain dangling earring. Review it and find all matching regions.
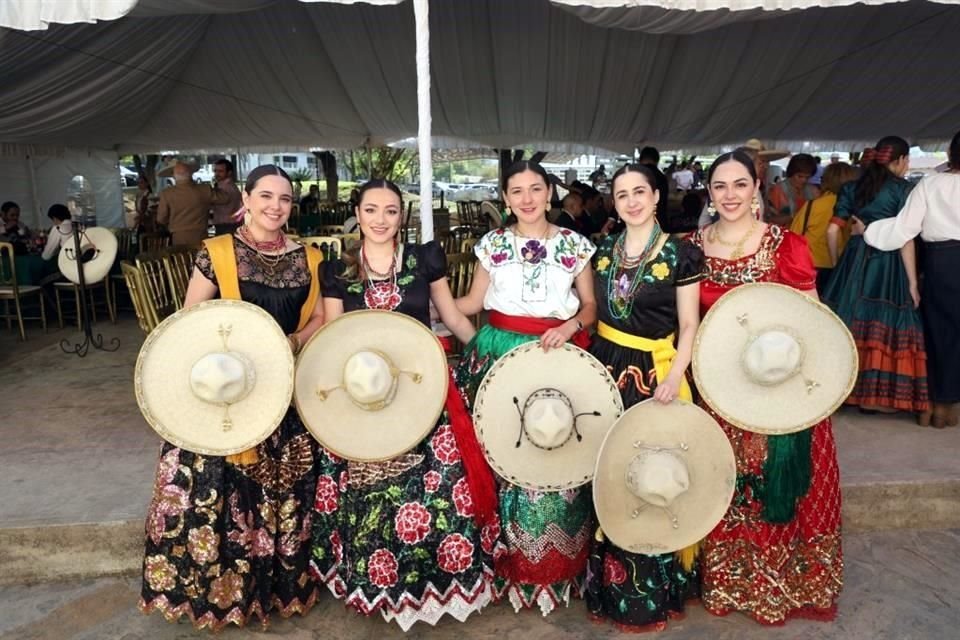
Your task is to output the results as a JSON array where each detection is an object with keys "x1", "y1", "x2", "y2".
[
  {"x1": 707, "y1": 201, "x2": 717, "y2": 216},
  {"x1": 750, "y1": 195, "x2": 761, "y2": 218}
]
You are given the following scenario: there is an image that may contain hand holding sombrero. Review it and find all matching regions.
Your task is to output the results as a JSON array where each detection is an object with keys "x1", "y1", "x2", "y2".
[
  {"x1": 135, "y1": 300, "x2": 295, "y2": 455},
  {"x1": 294, "y1": 310, "x2": 448, "y2": 462},
  {"x1": 693, "y1": 283, "x2": 858, "y2": 435},
  {"x1": 472, "y1": 342, "x2": 623, "y2": 491},
  {"x1": 594, "y1": 399, "x2": 736, "y2": 554}
]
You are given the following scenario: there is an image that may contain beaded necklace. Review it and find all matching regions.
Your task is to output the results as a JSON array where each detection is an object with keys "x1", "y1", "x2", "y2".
[
  {"x1": 237, "y1": 225, "x2": 287, "y2": 272},
  {"x1": 606, "y1": 224, "x2": 663, "y2": 321},
  {"x1": 361, "y1": 243, "x2": 401, "y2": 310}
]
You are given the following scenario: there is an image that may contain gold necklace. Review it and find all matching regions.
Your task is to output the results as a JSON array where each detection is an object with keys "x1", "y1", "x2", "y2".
[{"x1": 707, "y1": 218, "x2": 758, "y2": 260}]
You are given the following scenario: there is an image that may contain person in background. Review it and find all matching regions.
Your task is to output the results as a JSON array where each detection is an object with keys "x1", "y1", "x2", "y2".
[
  {"x1": 767, "y1": 153, "x2": 818, "y2": 226},
  {"x1": 156, "y1": 162, "x2": 231, "y2": 246},
  {"x1": 821, "y1": 136, "x2": 929, "y2": 419},
  {"x1": 589, "y1": 164, "x2": 607, "y2": 189},
  {"x1": 790, "y1": 162, "x2": 858, "y2": 293},
  {"x1": 673, "y1": 163, "x2": 695, "y2": 191},
  {"x1": 293, "y1": 178, "x2": 303, "y2": 202},
  {"x1": 134, "y1": 175, "x2": 155, "y2": 233},
  {"x1": 830, "y1": 153, "x2": 841, "y2": 165},
  {"x1": 40, "y1": 204, "x2": 73, "y2": 261},
  {"x1": 857, "y1": 129, "x2": 960, "y2": 428},
  {"x1": 555, "y1": 192, "x2": 586, "y2": 233},
  {"x1": 211, "y1": 159, "x2": 243, "y2": 236},
  {"x1": 639, "y1": 146, "x2": 670, "y2": 227},
  {"x1": 299, "y1": 184, "x2": 322, "y2": 216},
  {"x1": 1, "y1": 201, "x2": 32, "y2": 255}
]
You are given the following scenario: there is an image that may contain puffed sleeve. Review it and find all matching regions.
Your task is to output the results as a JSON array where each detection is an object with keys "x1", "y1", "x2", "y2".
[
  {"x1": 574, "y1": 232, "x2": 596, "y2": 276},
  {"x1": 419, "y1": 240, "x2": 448, "y2": 283},
  {"x1": 321, "y1": 259, "x2": 347, "y2": 299},
  {"x1": 830, "y1": 181, "x2": 856, "y2": 228},
  {"x1": 776, "y1": 231, "x2": 817, "y2": 291},
  {"x1": 674, "y1": 239, "x2": 705, "y2": 286},
  {"x1": 193, "y1": 244, "x2": 217, "y2": 286},
  {"x1": 474, "y1": 230, "x2": 497, "y2": 271}
]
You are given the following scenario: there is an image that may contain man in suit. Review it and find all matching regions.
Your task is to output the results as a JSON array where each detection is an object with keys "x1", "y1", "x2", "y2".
[{"x1": 156, "y1": 162, "x2": 230, "y2": 246}]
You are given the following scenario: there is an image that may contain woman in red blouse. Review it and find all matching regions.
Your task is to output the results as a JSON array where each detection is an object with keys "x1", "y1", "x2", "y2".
[{"x1": 690, "y1": 151, "x2": 843, "y2": 625}]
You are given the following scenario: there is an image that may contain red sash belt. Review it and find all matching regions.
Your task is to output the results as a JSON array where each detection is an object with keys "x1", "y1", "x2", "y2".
[
  {"x1": 437, "y1": 334, "x2": 498, "y2": 528},
  {"x1": 488, "y1": 310, "x2": 591, "y2": 349}
]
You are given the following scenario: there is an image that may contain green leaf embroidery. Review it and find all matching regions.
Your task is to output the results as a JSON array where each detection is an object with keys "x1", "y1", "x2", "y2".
[
  {"x1": 386, "y1": 486, "x2": 403, "y2": 500},
  {"x1": 347, "y1": 282, "x2": 363, "y2": 294},
  {"x1": 435, "y1": 512, "x2": 449, "y2": 531},
  {"x1": 406, "y1": 253, "x2": 418, "y2": 270},
  {"x1": 313, "y1": 548, "x2": 326, "y2": 560},
  {"x1": 431, "y1": 498, "x2": 450, "y2": 510},
  {"x1": 356, "y1": 558, "x2": 366, "y2": 575},
  {"x1": 397, "y1": 274, "x2": 414, "y2": 286},
  {"x1": 618, "y1": 599, "x2": 629, "y2": 614},
  {"x1": 405, "y1": 571, "x2": 420, "y2": 584},
  {"x1": 348, "y1": 513, "x2": 357, "y2": 526},
  {"x1": 412, "y1": 548, "x2": 431, "y2": 561}
]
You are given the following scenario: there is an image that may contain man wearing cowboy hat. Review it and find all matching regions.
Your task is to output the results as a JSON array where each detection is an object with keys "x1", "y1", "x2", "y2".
[{"x1": 156, "y1": 162, "x2": 231, "y2": 246}]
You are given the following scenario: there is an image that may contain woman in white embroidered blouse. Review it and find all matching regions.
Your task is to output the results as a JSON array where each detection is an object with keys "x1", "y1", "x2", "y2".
[
  {"x1": 858, "y1": 129, "x2": 960, "y2": 427},
  {"x1": 452, "y1": 160, "x2": 597, "y2": 614}
]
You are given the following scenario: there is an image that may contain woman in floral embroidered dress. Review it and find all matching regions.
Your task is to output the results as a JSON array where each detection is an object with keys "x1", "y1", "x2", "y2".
[
  {"x1": 691, "y1": 151, "x2": 843, "y2": 624},
  {"x1": 140, "y1": 165, "x2": 326, "y2": 631},
  {"x1": 310, "y1": 179, "x2": 498, "y2": 630},
  {"x1": 586, "y1": 164, "x2": 705, "y2": 631},
  {"x1": 454, "y1": 161, "x2": 597, "y2": 614}
]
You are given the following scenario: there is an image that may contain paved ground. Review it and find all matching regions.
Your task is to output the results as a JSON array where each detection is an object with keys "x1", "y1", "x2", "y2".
[{"x1": 1, "y1": 528, "x2": 957, "y2": 639}]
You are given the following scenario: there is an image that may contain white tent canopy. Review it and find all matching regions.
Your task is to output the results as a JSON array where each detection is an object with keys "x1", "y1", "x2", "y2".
[{"x1": 2, "y1": 0, "x2": 959, "y2": 155}]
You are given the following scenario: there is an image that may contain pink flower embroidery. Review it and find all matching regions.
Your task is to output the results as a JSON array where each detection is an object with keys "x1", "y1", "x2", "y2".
[
  {"x1": 144, "y1": 554, "x2": 177, "y2": 592},
  {"x1": 437, "y1": 533, "x2": 474, "y2": 574},
  {"x1": 207, "y1": 569, "x2": 245, "y2": 609},
  {"x1": 187, "y1": 525, "x2": 219, "y2": 565},
  {"x1": 452, "y1": 477, "x2": 474, "y2": 518},
  {"x1": 480, "y1": 516, "x2": 501, "y2": 555},
  {"x1": 560, "y1": 255, "x2": 577, "y2": 269},
  {"x1": 368, "y1": 548, "x2": 399, "y2": 588},
  {"x1": 423, "y1": 470, "x2": 442, "y2": 493},
  {"x1": 603, "y1": 554, "x2": 627, "y2": 585},
  {"x1": 314, "y1": 475, "x2": 339, "y2": 514},
  {"x1": 394, "y1": 502, "x2": 433, "y2": 545},
  {"x1": 430, "y1": 425, "x2": 461, "y2": 465}
]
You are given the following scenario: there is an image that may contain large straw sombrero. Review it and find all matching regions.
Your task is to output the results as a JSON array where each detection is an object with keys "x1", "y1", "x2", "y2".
[
  {"x1": 156, "y1": 161, "x2": 199, "y2": 178},
  {"x1": 135, "y1": 300, "x2": 294, "y2": 455},
  {"x1": 58, "y1": 227, "x2": 118, "y2": 285},
  {"x1": 294, "y1": 310, "x2": 448, "y2": 461},
  {"x1": 473, "y1": 342, "x2": 623, "y2": 491},
  {"x1": 693, "y1": 282, "x2": 857, "y2": 435},
  {"x1": 594, "y1": 399, "x2": 736, "y2": 554}
]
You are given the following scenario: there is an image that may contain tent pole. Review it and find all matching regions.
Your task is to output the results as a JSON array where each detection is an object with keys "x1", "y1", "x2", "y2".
[
  {"x1": 26, "y1": 153, "x2": 41, "y2": 228},
  {"x1": 413, "y1": 0, "x2": 433, "y2": 242}
]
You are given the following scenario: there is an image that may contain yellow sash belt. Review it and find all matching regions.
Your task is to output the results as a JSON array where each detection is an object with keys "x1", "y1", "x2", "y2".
[
  {"x1": 596, "y1": 320, "x2": 699, "y2": 568},
  {"x1": 205, "y1": 234, "x2": 323, "y2": 465},
  {"x1": 597, "y1": 321, "x2": 692, "y2": 401}
]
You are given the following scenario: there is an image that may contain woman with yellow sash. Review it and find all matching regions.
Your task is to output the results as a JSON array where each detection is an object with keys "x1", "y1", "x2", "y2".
[
  {"x1": 140, "y1": 165, "x2": 325, "y2": 631},
  {"x1": 585, "y1": 163, "x2": 705, "y2": 631}
]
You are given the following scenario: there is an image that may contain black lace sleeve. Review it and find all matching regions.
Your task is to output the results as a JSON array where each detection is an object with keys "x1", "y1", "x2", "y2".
[
  {"x1": 321, "y1": 259, "x2": 347, "y2": 299},
  {"x1": 675, "y1": 238, "x2": 706, "y2": 286},
  {"x1": 419, "y1": 241, "x2": 448, "y2": 283},
  {"x1": 193, "y1": 244, "x2": 217, "y2": 286}
]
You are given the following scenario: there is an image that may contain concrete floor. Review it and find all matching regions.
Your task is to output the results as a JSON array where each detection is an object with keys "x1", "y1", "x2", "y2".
[{"x1": 1, "y1": 528, "x2": 958, "y2": 639}]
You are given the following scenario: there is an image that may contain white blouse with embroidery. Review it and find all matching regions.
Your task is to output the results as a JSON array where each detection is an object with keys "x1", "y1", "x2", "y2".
[{"x1": 474, "y1": 227, "x2": 595, "y2": 319}]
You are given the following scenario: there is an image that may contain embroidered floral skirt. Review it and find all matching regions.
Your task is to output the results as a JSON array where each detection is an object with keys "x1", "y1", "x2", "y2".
[
  {"x1": 309, "y1": 413, "x2": 496, "y2": 631},
  {"x1": 140, "y1": 408, "x2": 320, "y2": 632},
  {"x1": 584, "y1": 335, "x2": 701, "y2": 631},
  {"x1": 455, "y1": 324, "x2": 592, "y2": 614},
  {"x1": 698, "y1": 408, "x2": 844, "y2": 625}
]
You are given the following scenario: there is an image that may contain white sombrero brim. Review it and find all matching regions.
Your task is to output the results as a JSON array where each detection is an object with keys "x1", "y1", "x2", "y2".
[
  {"x1": 473, "y1": 342, "x2": 623, "y2": 491},
  {"x1": 135, "y1": 300, "x2": 294, "y2": 455},
  {"x1": 693, "y1": 282, "x2": 857, "y2": 435},
  {"x1": 58, "y1": 227, "x2": 118, "y2": 285},
  {"x1": 594, "y1": 399, "x2": 736, "y2": 554},
  {"x1": 294, "y1": 310, "x2": 448, "y2": 462}
]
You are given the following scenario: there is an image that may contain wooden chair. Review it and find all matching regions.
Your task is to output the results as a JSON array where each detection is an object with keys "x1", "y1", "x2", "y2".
[
  {"x1": 162, "y1": 246, "x2": 198, "y2": 310},
  {"x1": 139, "y1": 232, "x2": 171, "y2": 253},
  {"x1": 459, "y1": 237, "x2": 478, "y2": 254},
  {"x1": 0, "y1": 242, "x2": 47, "y2": 340},
  {"x1": 446, "y1": 252, "x2": 479, "y2": 334},
  {"x1": 120, "y1": 260, "x2": 157, "y2": 334},
  {"x1": 135, "y1": 251, "x2": 177, "y2": 326},
  {"x1": 298, "y1": 236, "x2": 342, "y2": 261},
  {"x1": 335, "y1": 202, "x2": 352, "y2": 224}
]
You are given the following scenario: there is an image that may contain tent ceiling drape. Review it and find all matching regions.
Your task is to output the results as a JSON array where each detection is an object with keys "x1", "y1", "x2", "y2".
[{"x1": 1, "y1": 0, "x2": 959, "y2": 153}]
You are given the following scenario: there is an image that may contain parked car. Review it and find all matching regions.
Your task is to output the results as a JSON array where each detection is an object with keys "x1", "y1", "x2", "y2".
[{"x1": 119, "y1": 165, "x2": 138, "y2": 187}]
